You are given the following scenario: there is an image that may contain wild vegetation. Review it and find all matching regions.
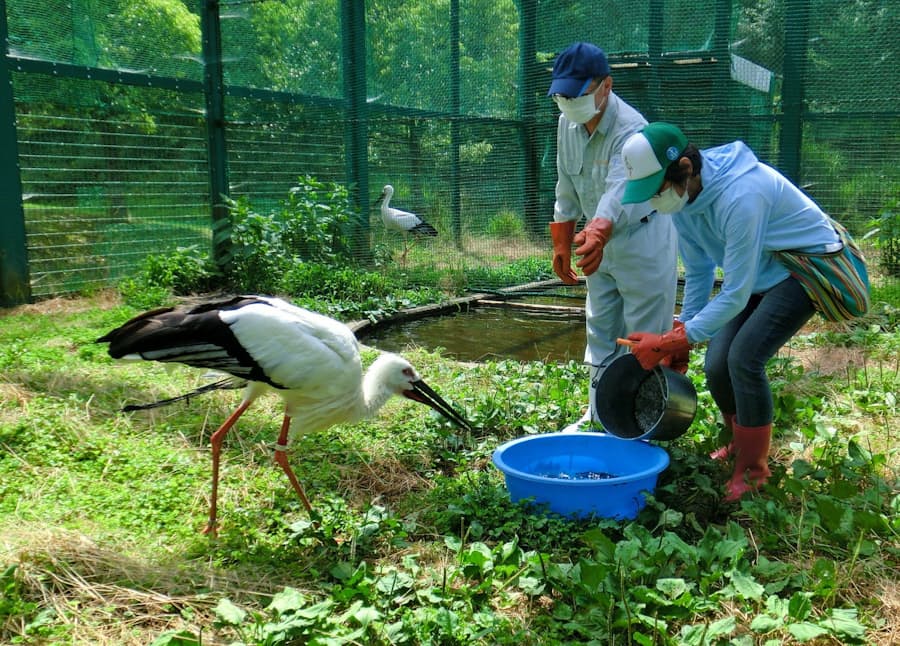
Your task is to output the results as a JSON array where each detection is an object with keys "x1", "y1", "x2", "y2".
[{"x1": 0, "y1": 252, "x2": 897, "y2": 644}]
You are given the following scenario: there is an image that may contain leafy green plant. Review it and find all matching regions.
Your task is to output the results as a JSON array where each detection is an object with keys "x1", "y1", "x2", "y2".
[
  {"x1": 283, "y1": 264, "x2": 446, "y2": 321},
  {"x1": 866, "y1": 198, "x2": 900, "y2": 277},
  {"x1": 279, "y1": 176, "x2": 354, "y2": 264},
  {"x1": 117, "y1": 244, "x2": 218, "y2": 308},
  {"x1": 224, "y1": 176, "x2": 355, "y2": 292},
  {"x1": 0, "y1": 565, "x2": 63, "y2": 642}
]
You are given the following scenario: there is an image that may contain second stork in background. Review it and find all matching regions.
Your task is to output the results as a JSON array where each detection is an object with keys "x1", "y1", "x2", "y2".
[{"x1": 376, "y1": 184, "x2": 438, "y2": 262}]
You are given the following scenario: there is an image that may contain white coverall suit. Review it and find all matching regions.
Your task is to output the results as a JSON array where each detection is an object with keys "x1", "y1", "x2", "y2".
[{"x1": 553, "y1": 93, "x2": 678, "y2": 422}]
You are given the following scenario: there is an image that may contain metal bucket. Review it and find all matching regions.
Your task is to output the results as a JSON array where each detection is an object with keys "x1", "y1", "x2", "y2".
[{"x1": 594, "y1": 354, "x2": 697, "y2": 441}]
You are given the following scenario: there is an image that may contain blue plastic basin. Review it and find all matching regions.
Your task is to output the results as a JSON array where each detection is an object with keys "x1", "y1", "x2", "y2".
[{"x1": 492, "y1": 432, "x2": 670, "y2": 519}]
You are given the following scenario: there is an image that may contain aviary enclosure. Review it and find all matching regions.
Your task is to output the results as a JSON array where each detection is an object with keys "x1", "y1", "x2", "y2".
[
  {"x1": 1, "y1": 0, "x2": 897, "y2": 304},
  {"x1": 0, "y1": 1, "x2": 897, "y2": 645}
]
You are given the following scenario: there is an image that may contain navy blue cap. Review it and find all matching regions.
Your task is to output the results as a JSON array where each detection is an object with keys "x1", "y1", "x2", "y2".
[{"x1": 547, "y1": 42, "x2": 611, "y2": 97}]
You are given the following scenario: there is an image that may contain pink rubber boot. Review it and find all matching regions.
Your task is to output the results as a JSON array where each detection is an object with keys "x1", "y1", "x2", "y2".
[
  {"x1": 709, "y1": 412, "x2": 736, "y2": 461},
  {"x1": 724, "y1": 422, "x2": 772, "y2": 502}
]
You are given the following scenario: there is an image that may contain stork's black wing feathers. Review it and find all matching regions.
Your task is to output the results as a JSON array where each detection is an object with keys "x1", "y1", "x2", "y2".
[
  {"x1": 411, "y1": 221, "x2": 438, "y2": 236},
  {"x1": 97, "y1": 296, "x2": 279, "y2": 386},
  {"x1": 121, "y1": 377, "x2": 245, "y2": 412}
]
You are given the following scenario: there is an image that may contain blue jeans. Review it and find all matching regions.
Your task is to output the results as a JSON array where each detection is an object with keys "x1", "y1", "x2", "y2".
[{"x1": 704, "y1": 277, "x2": 816, "y2": 427}]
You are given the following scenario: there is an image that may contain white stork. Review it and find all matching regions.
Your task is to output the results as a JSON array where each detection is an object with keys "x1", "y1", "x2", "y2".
[
  {"x1": 376, "y1": 184, "x2": 438, "y2": 261},
  {"x1": 97, "y1": 295, "x2": 470, "y2": 535}
]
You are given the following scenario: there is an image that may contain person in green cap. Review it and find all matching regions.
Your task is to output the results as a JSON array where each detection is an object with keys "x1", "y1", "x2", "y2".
[{"x1": 619, "y1": 122, "x2": 852, "y2": 501}]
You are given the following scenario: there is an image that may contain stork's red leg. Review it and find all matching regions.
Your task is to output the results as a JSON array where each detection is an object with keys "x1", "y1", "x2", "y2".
[
  {"x1": 272, "y1": 415, "x2": 314, "y2": 514},
  {"x1": 202, "y1": 400, "x2": 252, "y2": 536}
]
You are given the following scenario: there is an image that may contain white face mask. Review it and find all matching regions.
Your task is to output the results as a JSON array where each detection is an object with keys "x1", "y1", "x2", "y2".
[
  {"x1": 554, "y1": 87, "x2": 602, "y2": 124},
  {"x1": 650, "y1": 184, "x2": 689, "y2": 214}
]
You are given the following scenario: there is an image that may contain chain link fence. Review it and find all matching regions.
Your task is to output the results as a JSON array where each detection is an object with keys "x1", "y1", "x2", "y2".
[{"x1": 2, "y1": 0, "x2": 897, "y2": 305}]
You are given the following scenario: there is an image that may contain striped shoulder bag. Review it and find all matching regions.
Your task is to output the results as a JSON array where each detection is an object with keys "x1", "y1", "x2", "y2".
[{"x1": 775, "y1": 218, "x2": 871, "y2": 322}]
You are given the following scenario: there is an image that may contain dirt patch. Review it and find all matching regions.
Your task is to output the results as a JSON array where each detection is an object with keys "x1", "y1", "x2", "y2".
[
  {"x1": 0, "y1": 291, "x2": 122, "y2": 319},
  {"x1": 780, "y1": 343, "x2": 865, "y2": 377}
]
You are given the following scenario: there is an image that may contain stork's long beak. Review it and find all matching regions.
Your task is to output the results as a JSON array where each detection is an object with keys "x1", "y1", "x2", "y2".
[{"x1": 404, "y1": 380, "x2": 472, "y2": 430}]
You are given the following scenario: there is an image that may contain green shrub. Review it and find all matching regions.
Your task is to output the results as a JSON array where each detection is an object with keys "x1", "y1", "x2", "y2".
[
  {"x1": 465, "y1": 257, "x2": 553, "y2": 290},
  {"x1": 485, "y1": 210, "x2": 525, "y2": 238},
  {"x1": 140, "y1": 245, "x2": 218, "y2": 293},
  {"x1": 867, "y1": 198, "x2": 900, "y2": 277},
  {"x1": 279, "y1": 264, "x2": 403, "y2": 301},
  {"x1": 119, "y1": 176, "x2": 360, "y2": 299},
  {"x1": 224, "y1": 175, "x2": 355, "y2": 291},
  {"x1": 118, "y1": 244, "x2": 218, "y2": 309},
  {"x1": 284, "y1": 264, "x2": 445, "y2": 321}
]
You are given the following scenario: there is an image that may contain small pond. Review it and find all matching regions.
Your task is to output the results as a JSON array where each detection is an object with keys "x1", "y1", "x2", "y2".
[
  {"x1": 359, "y1": 278, "x2": 697, "y2": 363},
  {"x1": 362, "y1": 304, "x2": 586, "y2": 363}
]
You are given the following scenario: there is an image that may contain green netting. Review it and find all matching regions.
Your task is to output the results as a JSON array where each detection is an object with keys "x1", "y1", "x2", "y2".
[
  {"x1": 221, "y1": 0, "x2": 343, "y2": 97},
  {"x1": 1, "y1": 0, "x2": 898, "y2": 303},
  {"x1": 6, "y1": 0, "x2": 204, "y2": 79},
  {"x1": 11, "y1": 73, "x2": 210, "y2": 295}
]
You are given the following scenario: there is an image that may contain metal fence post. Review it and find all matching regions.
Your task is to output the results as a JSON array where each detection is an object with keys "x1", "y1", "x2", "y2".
[
  {"x1": 449, "y1": 0, "x2": 461, "y2": 246},
  {"x1": 517, "y1": 0, "x2": 540, "y2": 234},
  {"x1": 711, "y1": 0, "x2": 733, "y2": 143},
  {"x1": 780, "y1": 0, "x2": 809, "y2": 183},
  {"x1": 202, "y1": 0, "x2": 232, "y2": 272},
  {"x1": 0, "y1": 0, "x2": 31, "y2": 306},
  {"x1": 341, "y1": 0, "x2": 369, "y2": 255},
  {"x1": 647, "y1": 0, "x2": 664, "y2": 122}
]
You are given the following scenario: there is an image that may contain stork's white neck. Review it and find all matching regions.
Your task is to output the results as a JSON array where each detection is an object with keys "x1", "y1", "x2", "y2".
[
  {"x1": 284, "y1": 353, "x2": 408, "y2": 436},
  {"x1": 360, "y1": 357, "x2": 402, "y2": 418},
  {"x1": 381, "y1": 185, "x2": 394, "y2": 209}
]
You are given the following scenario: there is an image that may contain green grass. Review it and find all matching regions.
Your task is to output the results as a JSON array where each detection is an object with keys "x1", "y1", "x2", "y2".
[{"x1": 0, "y1": 293, "x2": 897, "y2": 645}]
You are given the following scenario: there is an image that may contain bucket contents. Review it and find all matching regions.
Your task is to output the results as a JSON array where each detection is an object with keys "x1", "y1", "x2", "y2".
[
  {"x1": 541, "y1": 471, "x2": 617, "y2": 480},
  {"x1": 634, "y1": 371, "x2": 666, "y2": 432},
  {"x1": 595, "y1": 354, "x2": 697, "y2": 441}
]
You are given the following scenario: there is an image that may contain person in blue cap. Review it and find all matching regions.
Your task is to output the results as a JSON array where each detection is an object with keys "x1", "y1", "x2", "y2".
[
  {"x1": 620, "y1": 122, "x2": 853, "y2": 501},
  {"x1": 547, "y1": 42, "x2": 680, "y2": 430}
]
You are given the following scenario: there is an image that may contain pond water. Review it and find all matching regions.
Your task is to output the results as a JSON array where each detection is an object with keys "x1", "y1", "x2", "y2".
[
  {"x1": 485, "y1": 285, "x2": 588, "y2": 309},
  {"x1": 361, "y1": 305, "x2": 587, "y2": 363}
]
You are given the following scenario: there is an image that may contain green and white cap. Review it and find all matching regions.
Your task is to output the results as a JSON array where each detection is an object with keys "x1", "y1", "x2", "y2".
[{"x1": 621, "y1": 122, "x2": 689, "y2": 204}]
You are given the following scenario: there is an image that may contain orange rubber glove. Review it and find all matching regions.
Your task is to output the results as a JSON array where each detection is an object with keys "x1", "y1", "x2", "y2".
[
  {"x1": 660, "y1": 320, "x2": 690, "y2": 374},
  {"x1": 627, "y1": 324, "x2": 691, "y2": 371},
  {"x1": 550, "y1": 221, "x2": 578, "y2": 284},
  {"x1": 573, "y1": 217, "x2": 613, "y2": 276}
]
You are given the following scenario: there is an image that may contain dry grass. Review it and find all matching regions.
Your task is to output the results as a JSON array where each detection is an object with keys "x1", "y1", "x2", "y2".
[
  {"x1": 782, "y1": 343, "x2": 866, "y2": 378},
  {"x1": 337, "y1": 453, "x2": 435, "y2": 508},
  {"x1": 0, "y1": 382, "x2": 32, "y2": 408},
  {"x1": 871, "y1": 579, "x2": 900, "y2": 646},
  {"x1": 0, "y1": 523, "x2": 319, "y2": 645},
  {"x1": 2, "y1": 525, "x2": 214, "y2": 644},
  {"x1": 776, "y1": 337, "x2": 898, "y2": 466}
]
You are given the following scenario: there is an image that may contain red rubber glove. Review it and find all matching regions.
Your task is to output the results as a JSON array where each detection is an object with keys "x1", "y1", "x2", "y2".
[
  {"x1": 627, "y1": 324, "x2": 691, "y2": 371},
  {"x1": 550, "y1": 221, "x2": 578, "y2": 284},
  {"x1": 660, "y1": 320, "x2": 690, "y2": 374},
  {"x1": 573, "y1": 218, "x2": 613, "y2": 276}
]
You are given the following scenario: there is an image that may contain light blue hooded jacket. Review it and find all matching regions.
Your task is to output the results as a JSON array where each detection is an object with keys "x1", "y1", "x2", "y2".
[{"x1": 675, "y1": 141, "x2": 840, "y2": 344}]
